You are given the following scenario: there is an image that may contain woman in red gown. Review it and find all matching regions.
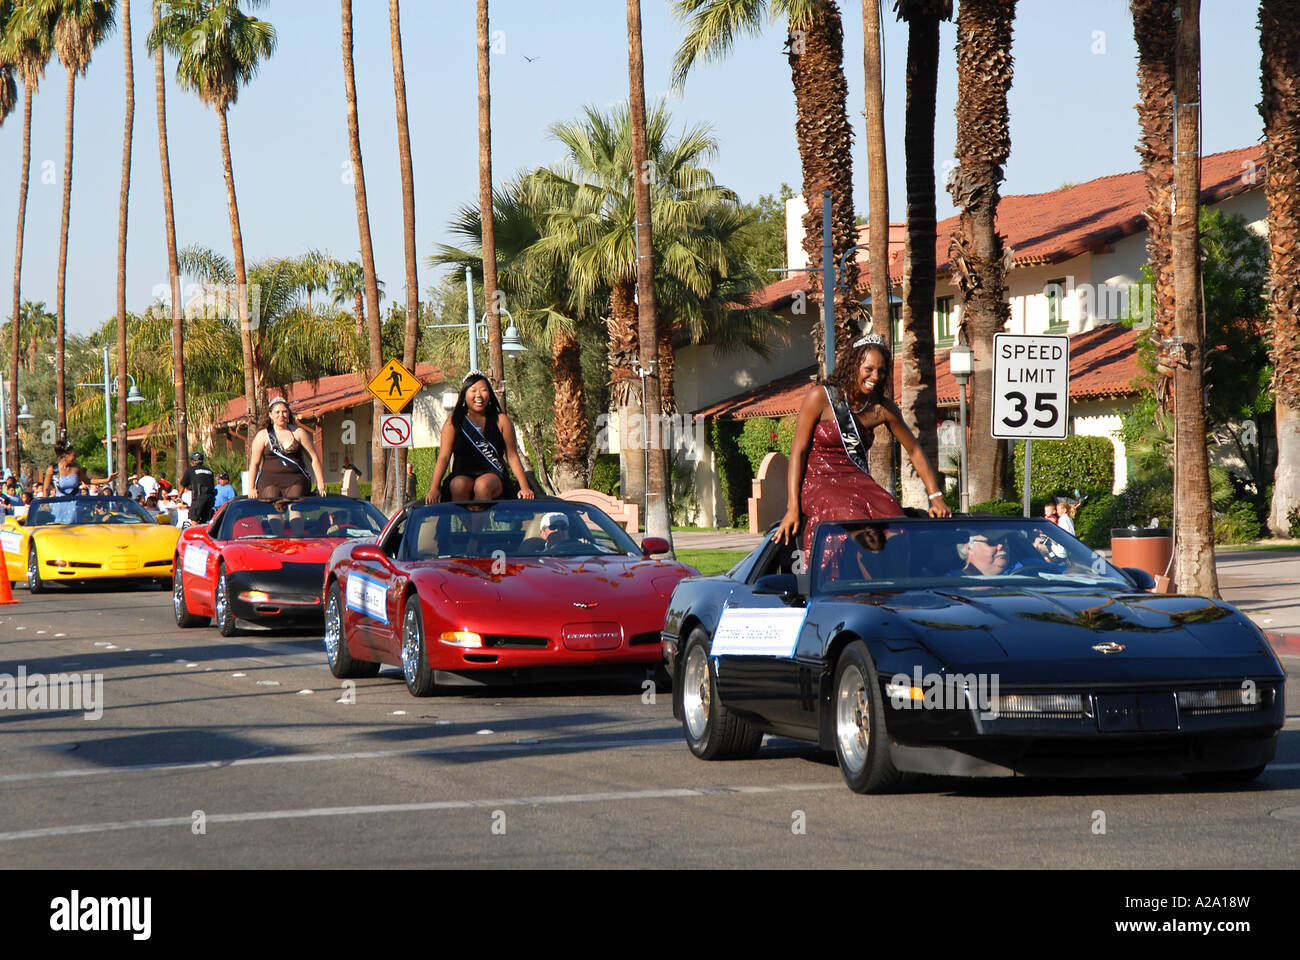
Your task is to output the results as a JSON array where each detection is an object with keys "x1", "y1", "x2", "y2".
[{"x1": 776, "y1": 334, "x2": 951, "y2": 553}]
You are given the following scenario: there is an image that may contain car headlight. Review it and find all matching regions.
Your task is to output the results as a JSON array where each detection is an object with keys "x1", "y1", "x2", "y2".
[
  {"x1": 439, "y1": 631, "x2": 483, "y2": 648},
  {"x1": 1176, "y1": 686, "x2": 1270, "y2": 713},
  {"x1": 996, "y1": 693, "x2": 1090, "y2": 718}
]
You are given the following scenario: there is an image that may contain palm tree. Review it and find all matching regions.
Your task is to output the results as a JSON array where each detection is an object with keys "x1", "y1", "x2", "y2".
[
  {"x1": 947, "y1": 0, "x2": 1016, "y2": 505},
  {"x1": 476, "y1": 0, "x2": 504, "y2": 393},
  {"x1": 673, "y1": 0, "x2": 859, "y2": 371},
  {"x1": 1259, "y1": 0, "x2": 1300, "y2": 538},
  {"x1": 16, "y1": 300, "x2": 55, "y2": 371},
  {"x1": 115, "y1": 0, "x2": 132, "y2": 495},
  {"x1": 330, "y1": 259, "x2": 384, "y2": 339},
  {"x1": 339, "y1": 0, "x2": 386, "y2": 509},
  {"x1": 3, "y1": 0, "x2": 53, "y2": 464},
  {"x1": 148, "y1": 0, "x2": 276, "y2": 460},
  {"x1": 152, "y1": 0, "x2": 187, "y2": 469},
  {"x1": 1169, "y1": 0, "x2": 1216, "y2": 596},
  {"x1": 390, "y1": 0, "x2": 418, "y2": 501},
  {"x1": 894, "y1": 0, "x2": 951, "y2": 508},
  {"x1": 0, "y1": 2, "x2": 16, "y2": 126}
]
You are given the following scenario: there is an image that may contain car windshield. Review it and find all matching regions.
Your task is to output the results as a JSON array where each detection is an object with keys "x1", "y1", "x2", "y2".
[
  {"x1": 219, "y1": 497, "x2": 387, "y2": 540},
  {"x1": 402, "y1": 502, "x2": 641, "y2": 560},
  {"x1": 25, "y1": 497, "x2": 155, "y2": 526},
  {"x1": 812, "y1": 518, "x2": 1133, "y2": 594}
]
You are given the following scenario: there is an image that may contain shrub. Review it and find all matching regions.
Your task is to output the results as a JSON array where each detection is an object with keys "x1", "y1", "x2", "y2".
[
  {"x1": 970, "y1": 498, "x2": 1022, "y2": 517},
  {"x1": 1073, "y1": 492, "x2": 1114, "y2": 549},
  {"x1": 406, "y1": 447, "x2": 438, "y2": 498},
  {"x1": 671, "y1": 458, "x2": 699, "y2": 526},
  {"x1": 589, "y1": 454, "x2": 620, "y2": 497},
  {"x1": 1214, "y1": 500, "x2": 1262, "y2": 544},
  {"x1": 737, "y1": 416, "x2": 796, "y2": 475},
  {"x1": 1011, "y1": 436, "x2": 1114, "y2": 502},
  {"x1": 1290, "y1": 505, "x2": 1300, "y2": 539},
  {"x1": 732, "y1": 512, "x2": 749, "y2": 530},
  {"x1": 710, "y1": 419, "x2": 750, "y2": 525}
]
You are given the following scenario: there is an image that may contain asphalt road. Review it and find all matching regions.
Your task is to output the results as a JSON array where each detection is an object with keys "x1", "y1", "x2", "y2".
[{"x1": 1, "y1": 584, "x2": 1298, "y2": 869}]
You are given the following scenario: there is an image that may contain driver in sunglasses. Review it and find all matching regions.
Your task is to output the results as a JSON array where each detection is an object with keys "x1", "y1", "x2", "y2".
[{"x1": 953, "y1": 531, "x2": 1027, "y2": 577}]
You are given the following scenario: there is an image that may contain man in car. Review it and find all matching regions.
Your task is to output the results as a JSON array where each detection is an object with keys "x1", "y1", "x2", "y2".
[
  {"x1": 953, "y1": 531, "x2": 1026, "y2": 577},
  {"x1": 540, "y1": 512, "x2": 573, "y2": 552},
  {"x1": 179, "y1": 451, "x2": 217, "y2": 523}
]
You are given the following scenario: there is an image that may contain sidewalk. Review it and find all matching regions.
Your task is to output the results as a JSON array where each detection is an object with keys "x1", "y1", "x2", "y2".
[{"x1": 669, "y1": 531, "x2": 1300, "y2": 654}]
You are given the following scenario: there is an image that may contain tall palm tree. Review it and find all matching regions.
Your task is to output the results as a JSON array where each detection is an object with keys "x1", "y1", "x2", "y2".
[
  {"x1": 948, "y1": 0, "x2": 1015, "y2": 504},
  {"x1": 476, "y1": 0, "x2": 504, "y2": 394},
  {"x1": 152, "y1": 0, "x2": 187, "y2": 469},
  {"x1": 1169, "y1": 0, "x2": 1216, "y2": 596},
  {"x1": 894, "y1": 0, "x2": 951, "y2": 508},
  {"x1": 673, "y1": 0, "x2": 859, "y2": 372},
  {"x1": 0, "y1": 2, "x2": 16, "y2": 126},
  {"x1": 1260, "y1": 0, "x2": 1300, "y2": 538},
  {"x1": 1131, "y1": 0, "x2": 1177, "y2": 412},
  {"x1": 339, "y1": 0, "x2": 386, "y2": 509},
  {"x1": 391, "y1": 0, "x2": 418, "y2": 501},
  {"x1": 115, "y1": 0, "x2": 131, "y2": 494},
  {"x1": 330, "y1": 259, "x2": 383, "y2": 340},
  {"x1": 3, "y1": 0, "x2": 52, "y2": 464},
  {"x1": 148, "y1": 0, "x2": 276, "y2": 461}
]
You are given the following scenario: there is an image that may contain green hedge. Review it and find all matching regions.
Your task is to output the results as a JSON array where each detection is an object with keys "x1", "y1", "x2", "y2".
[
  {"x1": 590, "y1": 454, "x2": 620, "y2": 497},
  {"x1": 1011, "y1": 436, "x2": 1114, "y2": 502},
  {"x1": 969, "y1": 498, "x2": 1023, "y2": 517},
  {"x1": 710, "y1": 419, "x2": 750, "y2": 527},
  {"x1": 737, "y1": 416, "x2": 796, "y2": 475},
  {"x1": 407, "y1": 447, "x2": 438, "y2": 499}
]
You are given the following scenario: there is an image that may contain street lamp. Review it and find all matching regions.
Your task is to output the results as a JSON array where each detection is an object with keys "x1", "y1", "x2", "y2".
[
  {"x1": 77, "y1": 346, "x2": 144, "y2": 479},
  {"x1": 948, "y1": 340, "x2": 974, "y2": 513}
]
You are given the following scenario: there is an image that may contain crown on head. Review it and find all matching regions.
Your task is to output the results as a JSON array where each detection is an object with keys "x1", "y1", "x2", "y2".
[
  {"x1": 853, "y1": 332, "x2": 887, "y2": 349},
  {"x1": 461, "y1": 369, "x2": 488, "y2": 387}
]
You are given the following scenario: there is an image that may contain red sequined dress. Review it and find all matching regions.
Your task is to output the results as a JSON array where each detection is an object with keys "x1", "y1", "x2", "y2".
[{"x1": 800, "y1": 418, "x2": 902, "y2": 555}]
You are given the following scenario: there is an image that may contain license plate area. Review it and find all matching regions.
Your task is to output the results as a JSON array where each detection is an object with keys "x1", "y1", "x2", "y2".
[{"x1": 1095, "y1": 693, "x2": 1179, "y2": 732}]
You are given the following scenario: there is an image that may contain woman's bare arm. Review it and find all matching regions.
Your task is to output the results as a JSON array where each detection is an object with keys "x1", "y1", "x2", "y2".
[
  {"x1": 776, "y1": 385, "x2": 827, "y2": 543},
  {"x1": 499, "y1": 415, "x2": 534, "y2": 499}
]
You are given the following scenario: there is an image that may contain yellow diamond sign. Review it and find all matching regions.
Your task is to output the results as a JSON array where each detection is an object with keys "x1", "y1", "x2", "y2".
[{"x1": 367, "y1": 358, "x2": 423, "y2": 414}]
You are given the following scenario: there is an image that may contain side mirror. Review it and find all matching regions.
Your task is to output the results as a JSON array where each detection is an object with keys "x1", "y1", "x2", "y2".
[
  {"x1": 1120, "y1": 567, "x2": 1156, "y2": 591},
  {"x1": 754, "y1": 573, "x2": 802, "y2": 601},
  {"x1": 352, "y1": 544, "x2": 398, "y2": 573},
  {"x1": 641, "y1": 536, "x2": 670, "y2": 556}
]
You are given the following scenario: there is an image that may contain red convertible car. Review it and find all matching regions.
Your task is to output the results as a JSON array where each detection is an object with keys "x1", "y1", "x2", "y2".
[
  {"x1": 322, "y1": 499, "x2": 699, "y2": 694},
  {"x1": 173, "y1": 495, "x2": 388, "y2": 636}
]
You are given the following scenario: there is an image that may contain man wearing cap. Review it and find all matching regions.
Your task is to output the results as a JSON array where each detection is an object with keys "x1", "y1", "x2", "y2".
[
  {"x1": 214, "y1": 471, "x2": 235, "y2": 511},
  {"x1": 179, "y1": 450, "x2": 217, "y2": 523}
]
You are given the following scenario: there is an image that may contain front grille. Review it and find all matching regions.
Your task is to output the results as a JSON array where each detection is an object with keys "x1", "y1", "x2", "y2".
[
  {"x1": 49, "y1": 560, "x2": 100, "y2": 569},
  {"x1": 481, "y1": 636, "x2": 549, "y2": 649}
]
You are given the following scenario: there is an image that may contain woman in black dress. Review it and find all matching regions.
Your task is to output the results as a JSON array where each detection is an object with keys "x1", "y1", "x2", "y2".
[
  {"x1": 247, "y1": 398, "x2": 326, "y2": 499},
  {"x1": 426, "y1": 372, "x2": 534, "y2": 503}
]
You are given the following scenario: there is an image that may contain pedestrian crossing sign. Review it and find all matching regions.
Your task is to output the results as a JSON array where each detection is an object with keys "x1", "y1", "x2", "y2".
[{"x1": 367, "y1": 358, "x2": 423, "y2": 414}]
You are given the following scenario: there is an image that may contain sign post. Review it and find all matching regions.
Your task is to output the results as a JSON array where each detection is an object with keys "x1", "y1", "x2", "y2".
[{"x1": 991, "y1": 333, "x2": 1070, "y2": 517}]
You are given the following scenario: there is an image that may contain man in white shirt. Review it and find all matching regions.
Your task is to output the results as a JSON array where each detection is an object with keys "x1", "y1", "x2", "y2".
[{"x1": 139, "y1": 473, "x2": 159, "y2": 499}]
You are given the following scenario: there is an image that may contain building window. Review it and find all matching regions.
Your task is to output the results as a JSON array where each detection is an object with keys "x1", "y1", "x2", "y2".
[
  {"x1": 935, "y1": 296, "x2": 955, "y2": 346},
  {"x1": 1045, "y1": 278, "x2": 1067, "y2": 332},
  {"x1": 891, "y1": 302, "x2": 903, "y2": 348}
]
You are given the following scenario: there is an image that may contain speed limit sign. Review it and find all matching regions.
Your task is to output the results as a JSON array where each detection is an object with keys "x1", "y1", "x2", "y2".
[{"x1": 991, "y1": 334, "x2": 1070, "y2": 439}]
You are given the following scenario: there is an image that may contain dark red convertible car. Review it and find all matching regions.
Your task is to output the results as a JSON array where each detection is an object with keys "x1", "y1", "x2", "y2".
[
  {"x1": 173, "y1": 495, "x2": 388, "y2": 636},
  {"x1": 322, "y1": 499, "x2": 698, "y2": 695}
]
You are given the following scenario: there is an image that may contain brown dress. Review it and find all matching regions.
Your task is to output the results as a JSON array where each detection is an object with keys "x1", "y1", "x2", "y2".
[
  {"x1": 800, "y1": 418, "x2": 903, "y2": 556},
  {"x1": 256, "y1": 431, "x2": 312, "y2": 499}
]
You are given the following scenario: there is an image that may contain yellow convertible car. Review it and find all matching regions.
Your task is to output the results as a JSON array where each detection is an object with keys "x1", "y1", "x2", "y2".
[{"x1": 1, "y1": 496, "x2": 181, "y2": 593}]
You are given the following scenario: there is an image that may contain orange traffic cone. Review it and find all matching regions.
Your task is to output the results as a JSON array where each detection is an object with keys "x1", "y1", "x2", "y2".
[{"x1": 0, "y1": 538, "x2": 17, "y2": 604}]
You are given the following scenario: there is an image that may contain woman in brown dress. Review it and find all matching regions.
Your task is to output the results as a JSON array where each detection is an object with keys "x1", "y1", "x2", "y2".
[{"x1": 247, "y1": 398, "x2": 326, "y2": 499}]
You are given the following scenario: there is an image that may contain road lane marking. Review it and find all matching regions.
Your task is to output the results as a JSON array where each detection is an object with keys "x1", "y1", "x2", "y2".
[{"x1": 0, "y1": 782, "x2": 841, "y2": 843}]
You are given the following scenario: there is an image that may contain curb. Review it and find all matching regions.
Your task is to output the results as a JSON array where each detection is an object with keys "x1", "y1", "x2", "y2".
[{"x1": 1265, "y1": 631, "x2": 1300, "y2": 659}]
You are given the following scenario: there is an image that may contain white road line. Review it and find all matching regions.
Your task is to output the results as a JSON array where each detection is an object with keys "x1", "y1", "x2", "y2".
[
  {"x1": 0, "y1": 782, "x2": 840, "y2": 843},
  {"x1": 0, "y1": 736, "x2": 682, "y2": 785}
]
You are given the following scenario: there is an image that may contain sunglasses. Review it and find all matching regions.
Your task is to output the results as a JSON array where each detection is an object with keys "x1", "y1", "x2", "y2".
[{"x1": 970, "y1": 535, "x2": 1011, "y2": 548}]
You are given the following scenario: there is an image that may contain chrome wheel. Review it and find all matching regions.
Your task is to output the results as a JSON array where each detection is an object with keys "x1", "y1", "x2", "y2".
[
  {"x1": 835, "y1": 663, "x2": 870, "y2": 776},
  {"x1": 682, "y1": 643, "x2": 711, "y2": 741},
  {"x1": 401, "y1": 603, "x2": 420, "y2": 687},
  {"x1": 323, "y1": 590, "x2": 342, "y2": 666},
  {"x1": 173, "y1": 570, "x2": 185, "y2": 620},
  {"x1": 27, "y1": 547, "x2": 38, "y2": 590}
]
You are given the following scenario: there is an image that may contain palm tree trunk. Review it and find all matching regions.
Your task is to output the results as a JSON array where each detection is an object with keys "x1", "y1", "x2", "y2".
[
  {"x1": 1260, "y1": 0, "x2": 1300, "y2": 537},
  {"x1": 897, "y1": 7, "x2": 943, "y2": 508},
  {"x1": 863, "y1": 0, "x2": 895, "y2": 491},
  {"x1": 552, "y1": 325, "x2": 588, "y2": 491},
  {"x1": 116, "y1": 0, "x2": 134, "y2": 496},
  {"x1": 216, "y1": 106, "x2": 259, "y2": 462},
  {"x1": 1171, "y1": 0, "x2": 1216, "y2": 596},
  {"x1": 154, "y1": 0, "x2": 188, "y2": 469},
  {"x1": 55, "y1": 70, "x2": 76, "y2": 438},
  {"x1": 342, "y1": 0, "x2": 387, "y2": 508},
  {"x1": 789, "y1": 2, "x2": 858, "y2": 372},
  {"x1": 950, "y1": 0, "x2": 1016, "y2": 505},
  {"x1": 7, "y1": 86, "x2": 33, "y2": 466},
  {"x1": 627, "y1": 0, "x2": 671, "y2": 543},
  {"x1": 657, "y1": 323, "x2": 676, "y2": 415},
  {"x1": 391, "y1": 0, "x2": 418, "y2": 502},
  {"x1": 610, "y1": 279, "x2": 643, "y2": 509},
  {"x1": 477, "y1": 0, "x2": 505, "y2": 394}
]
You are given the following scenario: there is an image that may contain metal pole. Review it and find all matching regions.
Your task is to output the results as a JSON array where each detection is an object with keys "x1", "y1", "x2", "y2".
[
  {"x1": 822, "y1": 189, "x2": 835, "y2": 376},
  {"x1": 1, "y1": 375, "x2": 8, "y2": 476},
  {"x1": 103, "y1": 347, "x2": 113, "y2": 479},
  {"x1": 958, "y1": 379, "x2": 969, "y2": 513},
  {"x1": 465, "y1": 267, "x2": 479, "y2": 375},
  {"x1": 1023, "y1": 438, "x2": 1032, "y2": 518}
]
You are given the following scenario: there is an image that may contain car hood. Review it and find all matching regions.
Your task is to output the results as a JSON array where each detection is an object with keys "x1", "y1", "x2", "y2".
[
  {"x1": 35, "y1": 523, "x2": 180, "y2": 550},
  {"x1": 851, "y1": 587, "x2": 1276, "y2": 672},
  {"x1": 411, "y1": 554, "x2": 694, "y2": 605},
  {"x1": 222, "y1": 538, "x2": 336, "y2": 568}
]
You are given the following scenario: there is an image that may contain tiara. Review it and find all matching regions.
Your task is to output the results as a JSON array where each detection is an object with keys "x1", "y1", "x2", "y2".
[
  {"x1": 461, "y1": 369, "x2": 488, "y2": 386},
  {"x1": 853, "y1": 332, "x2": 887, "y2": 349}
]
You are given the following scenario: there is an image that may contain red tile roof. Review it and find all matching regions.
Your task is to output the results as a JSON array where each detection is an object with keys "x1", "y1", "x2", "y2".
[
  {"x1": 216, "y1": 363, "x2": 450, "y2": 428},
  {"x1": 693, "y1": 323, "x2": 1142, "y2": 420},
  {"x1": 754, "y1": 145, "x2": 1263, "y2": 309}
]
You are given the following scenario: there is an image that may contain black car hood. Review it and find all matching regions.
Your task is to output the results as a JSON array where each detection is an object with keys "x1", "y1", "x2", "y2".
[{"x1": 841, "y1": 586, "x2": 1278, "y2": 678}]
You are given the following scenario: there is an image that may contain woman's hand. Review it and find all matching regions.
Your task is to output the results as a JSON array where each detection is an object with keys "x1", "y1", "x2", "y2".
[
  {"x1": 775, "y1": 508, "x2": 801, "y2": 544},
  {"x1": 928, "y1": 496, "x2": 952, "y2": 518},
  {"x1": 425, "y1": 485, "x2": 441, "y2": 504},
  {"x1": 516, "y1": 486, "x2": 535, "y2": 500}
]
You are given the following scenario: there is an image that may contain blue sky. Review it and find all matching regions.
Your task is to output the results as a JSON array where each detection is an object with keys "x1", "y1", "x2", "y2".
[{"x1": 0, "y1": 0, "x2": 1267, "y2": 336}]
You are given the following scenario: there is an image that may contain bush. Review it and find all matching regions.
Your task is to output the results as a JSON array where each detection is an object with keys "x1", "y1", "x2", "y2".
[
  {"x1": 671, "y1": 458, "x2": 699, "y2": 526},
  {"x1": 406, "y1": 447, "x2": 438, "y2": 499},
  {"x1": 710, "y1": 419, "x2": 750, "y2": 525},
  {"x1": 1290, "y1": 506, "x2": 1300, "y2": 539},
  {"x1": 1073, "y1": 493, "x2": 1114, "y2": 549},
  {"x1": 589, "y1": 454, "x2": 620, "y2": 497},
  {"x1": 1011, "y1": 436, "x2": 1114, "y2": 502},
  {"x1": 737, "y1": 416, "x2": 796, "y2": 475},
  {"x1": 1093, "y1": 471, "x2": 1173, "y2": 536},
  {"x1": 1214, "y1": 500, "x2": 1262, "y2": 544},
  {"x1": 732, "y1": 512, "x2": 749, "y2": 530},
  {"x1": 970, "y1": 498, "x2": 1022, "y2": 516}
]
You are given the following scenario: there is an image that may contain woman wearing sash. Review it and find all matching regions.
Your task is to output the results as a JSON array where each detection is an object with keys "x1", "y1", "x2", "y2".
[
  {"x1": 247, "y1": 398, "x2": 326, "y2": 499},
  {"x1": 776, "y1": 334, "x2": 950, "y2": 553},
  {"x1": 426, "y1": 372, "x2": 534, "y2": 503}
]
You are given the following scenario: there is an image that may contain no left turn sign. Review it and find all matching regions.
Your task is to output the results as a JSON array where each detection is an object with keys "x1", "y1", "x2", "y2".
[{"x1": 380, "y1": 413, "x2": 413, "y2": 449}]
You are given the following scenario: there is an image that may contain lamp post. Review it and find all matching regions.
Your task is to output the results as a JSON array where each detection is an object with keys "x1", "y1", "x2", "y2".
[
  {"x1": 77, "y1": 346, "x2": 144, "y2": 478},
  {"x1": 948, "y1": 341, "x2": 974, "y2": 513},
  {"x1": 0, "y1": 376, "x2": 33, "y2": 477},
  {"x1": 428, "y1": 302, "x2": 527, "y2": 406}
]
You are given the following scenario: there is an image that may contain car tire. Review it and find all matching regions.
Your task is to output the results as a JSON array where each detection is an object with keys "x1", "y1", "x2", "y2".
[
  {"x1": 173, "y1": 567, "x2": 210, "y2": 628},
  {"x1": 215, "y1": 563, "x2": 238, "y2": 637},
  {"x1": 677, "y1": 627, "x2": 763, "y2": 760},
  {"x1": 27, "y1": 543, "x2": 44, "y2": 594},
  {"x1": 324, "y1": 581, "x2": 380, "y2": 679},
  {"x1": 832, "y1": 641, "x2": 901, "y2": 794},
  {"x1": 400, "y1": 594, "x2": 437, "y2": 697}
]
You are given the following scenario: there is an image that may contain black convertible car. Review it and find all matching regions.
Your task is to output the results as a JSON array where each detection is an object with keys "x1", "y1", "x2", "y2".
[{"x1": 663, "y1": 517, "x2": 1285, "y2": 793}]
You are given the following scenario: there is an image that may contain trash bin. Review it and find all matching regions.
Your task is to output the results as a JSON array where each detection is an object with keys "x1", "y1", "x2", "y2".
[{"x1": 1111, "y1": 527, "x2": 1173, "y2": 589}]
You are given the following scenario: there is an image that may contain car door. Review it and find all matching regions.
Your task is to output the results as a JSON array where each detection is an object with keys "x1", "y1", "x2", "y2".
[
  {"x1": 342, "y1": 510, "x2": 409, "y2": 657},
  {"x1": 178, "y1": 509, "x2": 224, "y2": 614}
]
